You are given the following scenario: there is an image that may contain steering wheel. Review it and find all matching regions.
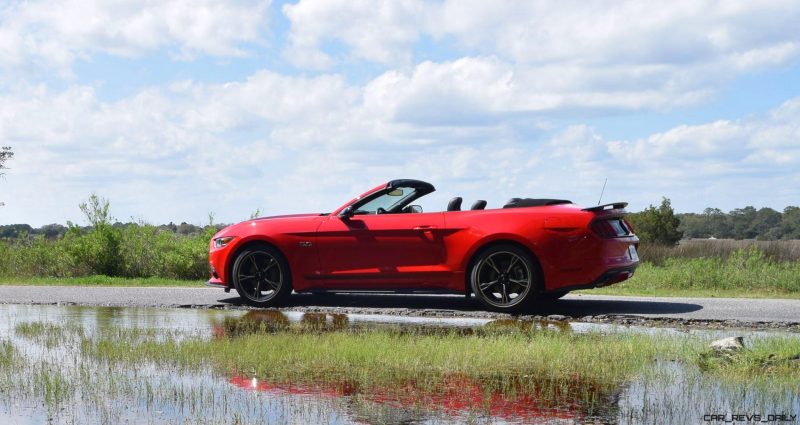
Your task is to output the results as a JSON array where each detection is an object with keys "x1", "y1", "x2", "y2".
[{"x1": 376, "y1": 207, "x2": 386, "y2": 215}]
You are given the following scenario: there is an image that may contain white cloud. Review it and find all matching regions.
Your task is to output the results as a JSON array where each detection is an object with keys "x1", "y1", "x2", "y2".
[
  {"x1": 282, "y1": 0, "x2": 424, "y2": 68},
  {"x1": 0, "y1": 0, "x2": 270, "y2": 75},
  {"x1": 607, "y1": 98, "x2": 800, "y2": 171},
  {"x1": 361, "y1": 57, "x2": 717, "y2": 125},
  {"x1": 3, "y1": 66, "x2": 800, "y2": 226},
  {"x1": 284, "y1": 0, "x2": 800, "y2": 69},
  {"x1": 283, "y1": 0, "x2": 800, "y2": 112}
]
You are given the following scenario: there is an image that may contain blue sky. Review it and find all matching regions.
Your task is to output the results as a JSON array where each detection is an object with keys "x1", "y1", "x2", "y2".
[{"x1": 1, "y1": 0, "x2": 800, "y2": 226}]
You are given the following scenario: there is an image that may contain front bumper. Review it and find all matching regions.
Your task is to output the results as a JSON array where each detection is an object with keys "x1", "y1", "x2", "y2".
[{"x1": 205, "y1": 278, "x2": 226, "y2": 288}]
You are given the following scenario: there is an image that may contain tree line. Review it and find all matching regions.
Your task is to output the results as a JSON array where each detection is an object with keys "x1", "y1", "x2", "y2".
[
  {"x1": 627, "y1": 199, "x2": 800, "y2": 245},
  {"x1": 678, "y1": 206, "x2": 800, "y2": 240},
  {"x1": 3, "y1": 196, "x2": 799, "y2": 245},
  {"x1": 0, "y1": 222, "x2": 210, "y2": 240}
]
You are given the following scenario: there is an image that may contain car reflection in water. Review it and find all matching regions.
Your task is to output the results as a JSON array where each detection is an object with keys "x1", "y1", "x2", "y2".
[
  {"x1": 211, "y1": 311, "x2": 349, "y2": 337},
  {"x1": 215, "y1": 312, "x2": 622, "y2": 423}
]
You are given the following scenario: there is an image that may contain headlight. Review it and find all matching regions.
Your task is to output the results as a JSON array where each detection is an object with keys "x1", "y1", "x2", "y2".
[{"x1": 213, "y1": 236, "x2": 235, "y2": 248}]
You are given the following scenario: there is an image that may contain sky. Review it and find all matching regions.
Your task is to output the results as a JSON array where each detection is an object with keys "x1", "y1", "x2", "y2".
[{"x1": 1, "y1": 0, "x2": 800, "y2": 226}]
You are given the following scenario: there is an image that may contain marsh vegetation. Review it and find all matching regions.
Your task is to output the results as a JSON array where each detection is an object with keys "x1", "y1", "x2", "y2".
[{"x1": 0, "y1": 305, "x2": 798, "y2": 424}]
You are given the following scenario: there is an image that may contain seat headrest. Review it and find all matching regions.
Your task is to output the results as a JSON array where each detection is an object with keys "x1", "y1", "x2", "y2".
[
  {"x1": 470, "y1": 200, "x2": 487, "y2": 210},
  {"x1": 447, "y1": 197, "x2": 463, "y2": 212}
]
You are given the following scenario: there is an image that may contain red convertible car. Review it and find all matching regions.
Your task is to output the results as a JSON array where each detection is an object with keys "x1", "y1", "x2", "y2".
[{"x1": 207, "y1": 179, "x2": 639, "y2": 312}]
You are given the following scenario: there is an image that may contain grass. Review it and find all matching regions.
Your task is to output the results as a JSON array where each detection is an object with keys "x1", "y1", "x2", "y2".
[
  {"x1": 697, "y1": 336, "x2": 800, "y2": 385},
  {"x1": 587, "y1": 247, "x2": 800, "y2": 299},
  {"x1": 2, "y1": 317, "x2": 799, "y2": 423},
  {"x1": 640, "y1": 239, "x2": 800, "y2": 265},
  {"x1": 587, "y1": 286, "x2": 800, "y2": 299},
  {"x1": 85, "y1": 327, "x2": 685, "y2": 392},
  {"x1": 74, "y1": 321, "x2": 800, "y2": 396},
  {"x1": 0, "y1": 275, "x2": 203, "y2": 287}
]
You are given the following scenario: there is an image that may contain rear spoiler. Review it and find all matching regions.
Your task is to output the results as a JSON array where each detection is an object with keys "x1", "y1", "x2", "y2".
[{"x1": 582, "y1": 202, "x2": 628, "y2": 212}]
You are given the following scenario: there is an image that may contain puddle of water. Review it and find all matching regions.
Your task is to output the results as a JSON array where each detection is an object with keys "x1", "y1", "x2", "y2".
[{"x1": 0, "y1": 304, "x2": 798, "y2": 424}]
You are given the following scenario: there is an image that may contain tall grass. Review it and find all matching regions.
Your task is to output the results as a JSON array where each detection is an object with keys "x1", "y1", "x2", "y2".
[
  {"x1": 609, "y1": 240, "x2": 800, "y2": 297},
  {"x1": 640, "y1": 239, "x2": 800, "y2": 265},
  {"x1": 0, "y1": 224, "x2": 216, "y2": 280},
  {"x1": 84, "y1": 325, "x2": 687, "y2": 395},
  {"x1": 622, "y1": 247, "x2": 800, "y2": 294}
]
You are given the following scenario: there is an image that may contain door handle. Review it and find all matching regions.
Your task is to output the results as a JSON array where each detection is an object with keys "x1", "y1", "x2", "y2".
[{"x1": 413, "y1": 225, "x2": 437, "y2": 230}]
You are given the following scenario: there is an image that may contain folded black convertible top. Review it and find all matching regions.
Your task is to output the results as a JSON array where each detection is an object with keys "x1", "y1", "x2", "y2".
[{"x1": 502, "y1": 198, "x2": 573, "y2": 208}]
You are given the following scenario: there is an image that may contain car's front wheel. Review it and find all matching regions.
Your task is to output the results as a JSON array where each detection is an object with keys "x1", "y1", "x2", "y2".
[
  {"x1": 469, "y1": 244, "x2": 541, "y2": 313},
  {"x1": 231, "y1": 244, "x2": 292, "y2": 307}
]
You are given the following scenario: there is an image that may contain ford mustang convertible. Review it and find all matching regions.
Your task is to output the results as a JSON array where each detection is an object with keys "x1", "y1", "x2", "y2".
[{"x1": 207, "y1": 179, "x2": 639, "y2": 312}]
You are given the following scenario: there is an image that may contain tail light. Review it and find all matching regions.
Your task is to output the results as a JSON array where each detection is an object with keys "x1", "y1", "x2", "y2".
[{"x1": 591, "y1": 218, "x2": 632, "y2": 238}]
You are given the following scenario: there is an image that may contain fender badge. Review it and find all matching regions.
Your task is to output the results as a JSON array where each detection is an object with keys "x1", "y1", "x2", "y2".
[{"x1": 298, "y1": 241, "x2": 313, "y2": 247}]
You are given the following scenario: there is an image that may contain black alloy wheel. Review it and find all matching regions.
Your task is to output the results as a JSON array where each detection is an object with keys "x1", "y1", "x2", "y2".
[
  {"x1": 232, "y1": 245, "x2": 292, "y2": 307},
  {"x1": 469, "y1": 244, "x2": 541, "y2": 312}
]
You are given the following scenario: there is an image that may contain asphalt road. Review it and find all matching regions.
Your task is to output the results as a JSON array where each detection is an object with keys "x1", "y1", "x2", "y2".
[{"x1": 1, "y1": 285, "x2": 799, "y2": 324}]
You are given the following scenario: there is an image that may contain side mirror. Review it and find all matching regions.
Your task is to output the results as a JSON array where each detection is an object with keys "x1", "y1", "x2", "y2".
[
  {"x1": 339, "y1": 205, "x2": 355, "y2": 219},
  {"x1": 409, "y1": 205, "x2": 423, "y2": 213}
]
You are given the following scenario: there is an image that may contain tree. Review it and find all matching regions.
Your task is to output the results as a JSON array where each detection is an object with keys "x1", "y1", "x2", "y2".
[
  {"x1": 677, "y1": 213, "x2": 705, "y2": 238},
  {"x1": 729, "y1": 206, "x2": 758, "y2": 239},
  {"x1": 751, "y1": 207, "x2": 782, "y2": 240},
  {"x1": 79, "y1": 193, "x2": 113, "y2": 228},
  {"x1": 73, "y1": 193, "x2": 120, "y2": 276},
  {"x1": 780, "y1": 206, "x2": 800, "y2": 240},
  {"x1": 702, "y1": 207, "x2": 732, "y2": 239},
  {"x1": 0, "y1": 146, "x2": 12, "y2": 207},
  {"x1": 0, "y1": 146, "x2": 11, "y2": 175},
  {"x1": 0, "y1": 224, "x2": 32, "y2": 238},
  {"x1": 36, "y1": 224, "x2": 68, "y2": 239},
  {"x1": 628, "y1": 197, "x2": 683, "y2": 246}
]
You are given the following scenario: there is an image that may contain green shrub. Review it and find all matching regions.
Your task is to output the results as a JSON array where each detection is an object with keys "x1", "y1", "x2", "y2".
[
  {"x1": 618, "y1": 246, "x2": 800, "y2": 294},
  {"x1": 0, "y1": 194, "x2": 220, "y2": 281},
  {"x1": 0, "y1": 224, "x2": 216, "y2": 280}
]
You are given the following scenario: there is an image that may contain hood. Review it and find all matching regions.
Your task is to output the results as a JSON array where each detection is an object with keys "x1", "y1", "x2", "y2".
[{"x1": 252, "y1": 213, "x2": 323, "y2": 221}]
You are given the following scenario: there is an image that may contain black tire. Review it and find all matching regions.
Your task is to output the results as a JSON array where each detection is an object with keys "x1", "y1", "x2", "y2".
[
  {"x1": 231, "y1": 244, "x2": 292, "y2": 307},
  {"x1": 539, "y1": 290, "x2": 569, "y2": 302},
  {"x1": 469, "y1": 243, "x2": 541, "y2": 313}
]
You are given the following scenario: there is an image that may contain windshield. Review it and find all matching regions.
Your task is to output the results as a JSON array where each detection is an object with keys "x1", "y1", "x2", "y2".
[{"x1": 354, "y1": 187, "x2": 418, "y2": 214}]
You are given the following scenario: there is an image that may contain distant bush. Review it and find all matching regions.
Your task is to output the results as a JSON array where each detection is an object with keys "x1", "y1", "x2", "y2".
[
  {"x1": 0, "y1": 194, "x2": 219, "y2": 280},
  {"x1": 0, "y1": 225, "x2": 216, "y2": 280},
  {"x1": 627, "y1": 197, "x2": 683, "y2": 247}
]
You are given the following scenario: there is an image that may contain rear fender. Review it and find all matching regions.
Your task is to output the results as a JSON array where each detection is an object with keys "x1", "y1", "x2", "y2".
[{"x1": 460, "y1": 234, "x2": 547, "y2": 291}]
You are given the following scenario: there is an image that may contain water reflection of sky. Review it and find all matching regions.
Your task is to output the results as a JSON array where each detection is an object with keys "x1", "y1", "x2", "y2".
[
  {"x1": 2, "y1": 304, "x2": 798, "y2": 340},
  {"x1": 0, "y1": 304, "x2": 798, "y2": 424}
]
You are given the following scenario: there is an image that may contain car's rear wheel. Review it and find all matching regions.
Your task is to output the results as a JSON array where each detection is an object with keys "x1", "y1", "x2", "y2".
[
  {"x1": 469, "y1": 244, "x2": 540, "y2": 313},
  {"x1": 231, "y1": 244, "x2": 292, "y2": 307}
]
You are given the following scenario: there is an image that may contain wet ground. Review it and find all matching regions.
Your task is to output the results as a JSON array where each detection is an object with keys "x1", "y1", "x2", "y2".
[
  {"x1": 0, "y1": 304, "x2": 798, "y2": 424},
  {"x1": 3, "y1": 286, "x2": 800, "y2": 331}
]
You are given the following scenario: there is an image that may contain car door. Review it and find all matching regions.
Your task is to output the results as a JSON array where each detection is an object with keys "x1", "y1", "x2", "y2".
[{"x1": 314, "y1": 211, "x2": 447, "y2": 288}]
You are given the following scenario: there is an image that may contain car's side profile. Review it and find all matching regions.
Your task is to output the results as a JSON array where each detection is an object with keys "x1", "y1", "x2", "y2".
[{"x1": 207, "y1": 179, "x2": 639, "y2": 312}]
